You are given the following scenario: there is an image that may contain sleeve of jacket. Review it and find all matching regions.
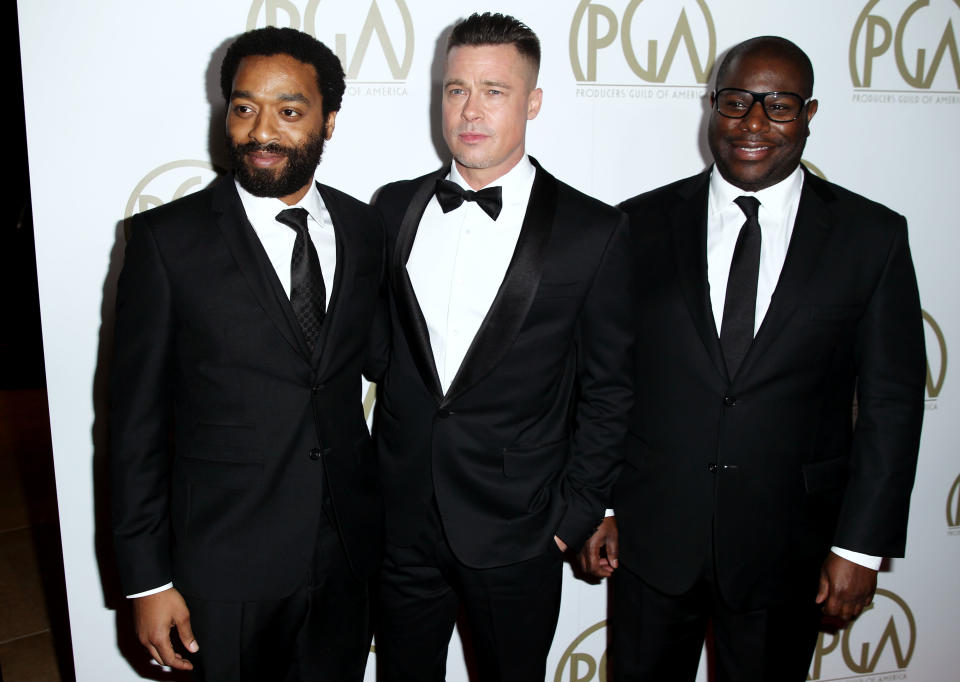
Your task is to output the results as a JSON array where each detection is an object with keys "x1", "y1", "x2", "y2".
[
  {"x1": 555, "y1": 211, "x2": 635, "y2": 551},
  {"x1": 835, "y1": 214, "x2": 925, "y2": 557},
  {"x1": 109, "y1": 213, "x2": 177, "y2": 595}
]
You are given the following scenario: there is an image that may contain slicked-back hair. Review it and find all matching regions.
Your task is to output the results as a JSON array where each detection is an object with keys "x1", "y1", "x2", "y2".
[
  {"x1": 447, "y1": 12, "x2": 540, "y2": 75},
  {"x1": 220, "y1": 26, "x2": 345, "y2": 118},
  {"x1": 715, "y1": 36, "x2": 814, "y2": 97}
]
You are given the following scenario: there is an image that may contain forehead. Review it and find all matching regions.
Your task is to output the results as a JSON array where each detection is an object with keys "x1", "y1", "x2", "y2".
[
  {"x1": 232, "y1": 53, "x2": 320, "y2": 97},
  {"x1": 444, "y1": 43, "x2": 533, "y2": 83},
  {"x1": 718, "y1": 52, "x2": 809, "y2": 95}
]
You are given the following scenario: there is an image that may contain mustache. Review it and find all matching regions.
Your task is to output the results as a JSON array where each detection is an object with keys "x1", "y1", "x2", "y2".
[{"x1": 234, "y1": 141, "x2": 289, "y2": 155}]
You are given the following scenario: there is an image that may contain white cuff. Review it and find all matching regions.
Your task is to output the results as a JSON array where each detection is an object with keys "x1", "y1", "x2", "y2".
[
  {"x1": 604, "y1": 508, "x2": 615, "y2": 517},
  {"x1": 830, "y1": 546, "x2": 882, "y2": 571},
  {"x1": 127, "y1": 583, "x2": 173, "y2": 599}
]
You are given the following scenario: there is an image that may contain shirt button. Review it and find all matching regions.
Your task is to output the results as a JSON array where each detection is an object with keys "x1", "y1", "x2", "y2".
[
  {"x1": 309, "y1": 448, "x2": 322, "y2": 461},
  {"x1": 723, "y1": 395, "x2": 736, "y2": 407},
  {"x1": 707, "y1": 463, "x2": 718, "y2": 473}
]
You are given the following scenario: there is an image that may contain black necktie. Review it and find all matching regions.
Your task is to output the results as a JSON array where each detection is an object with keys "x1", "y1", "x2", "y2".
[
  {"x1": 276, "y1": 208, "x2": 325, "y2": 350},
  {"x1": 434, "y1": 178, "x2": 503, "y2": 220},
  {"x1": 719, "y1": 196, "x2": 762, "y2": 379}
]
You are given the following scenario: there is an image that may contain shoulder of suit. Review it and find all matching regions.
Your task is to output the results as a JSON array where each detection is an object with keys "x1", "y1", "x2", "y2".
[
  {"x1": 131, "y1": 174, "x2": 224, "y2": 228},
  {"x1": 548, "y1": 172, "x2": 624, "y2": 224},
  {"x1": 315, "y1": 181, "x2": 377, "y2": 217},
  {"x1": 802, "y1": 171, "x2": 905, "y2": 226},
  {"x1": 618, "y1": 171, "x2": 706, "y2": 216},
  {"x1": 374, "y1": 169, "x2": 443, "y2": 207}
]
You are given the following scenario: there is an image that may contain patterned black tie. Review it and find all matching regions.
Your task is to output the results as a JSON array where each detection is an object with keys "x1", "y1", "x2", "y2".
[
  {"x1": 434, "y1": 178, "x2": 503, "y2": 220},
  {"x1": 720, "y1": 196, "x2": 762, "y2": 379},
  {"x1": 276, "y1": 208, "x2": 325, "y2": 350}
]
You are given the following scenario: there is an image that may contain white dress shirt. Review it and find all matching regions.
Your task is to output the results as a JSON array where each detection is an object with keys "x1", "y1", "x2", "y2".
[
  {"x1": 706, "y1": 166, "x2": 880, "y2": 571},
  {"x1": 127, "y1": 179, "x2": 337, "y2": 599},
  {"x1": 406, "y1": 156, "x2": 536, "y2": 393}
]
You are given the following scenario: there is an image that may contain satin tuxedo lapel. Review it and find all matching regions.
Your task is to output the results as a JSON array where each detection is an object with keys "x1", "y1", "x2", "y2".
[
  {"x1": 391, "y1": 164, "x2": 558, "y2": 405},
  {"x1": 670, "y1": 171, "x2": 727, "y2": 381},
  {"x1": 211, "y1": 177, "x2": 308, "y2": 359},
  {"x1": 392, "y1": 169, "x2": 445, "y2": 398},
  {"x1": 443, "y1": 164, "x2": 556, "y2": 405},
  {"x1": 734, "y1": 170, "x2": 834, "y2": 381}
]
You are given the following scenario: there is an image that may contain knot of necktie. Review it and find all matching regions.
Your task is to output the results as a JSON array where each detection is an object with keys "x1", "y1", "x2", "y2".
[{"x1": 435, "y1": 178, "x2": 503, "y2": 220}]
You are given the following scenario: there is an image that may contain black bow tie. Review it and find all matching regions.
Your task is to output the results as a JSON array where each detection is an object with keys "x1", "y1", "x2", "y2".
[{"x1": 434, "y1": 178, "x2": 503, "y2": 220}]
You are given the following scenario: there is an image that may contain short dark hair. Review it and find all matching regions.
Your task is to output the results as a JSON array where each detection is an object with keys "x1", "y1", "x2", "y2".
[
  {"x1": 220, "y1": 26, "x2": 345, "y2": 117},
  {"x1": 715, "y1": 36, "x2": 814, "y2": 97},
  {"x1": 447, "y1": 12, "x2": 540, "y2": 74}
]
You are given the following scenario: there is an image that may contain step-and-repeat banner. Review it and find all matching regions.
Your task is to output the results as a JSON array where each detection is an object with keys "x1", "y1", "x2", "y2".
[{"x1": 18, "y1": 1, "x2": 957, "y2": 680}]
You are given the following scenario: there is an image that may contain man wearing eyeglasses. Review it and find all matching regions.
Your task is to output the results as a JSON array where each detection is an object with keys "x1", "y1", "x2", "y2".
[{"x1": 579, "y1": 36, "x2": 924, "y2": 681}]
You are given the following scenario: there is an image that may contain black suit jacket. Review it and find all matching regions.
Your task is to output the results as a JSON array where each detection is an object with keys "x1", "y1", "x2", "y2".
[
  {"x1": 110, "y1": 175, "x2": 384, "y2": 601},
  {"x1": 372, "y1": 160, "x2": 634, "y2": 568},
  {"x1": 615, "y1": 168, "x2": 925, "y2": 610}
]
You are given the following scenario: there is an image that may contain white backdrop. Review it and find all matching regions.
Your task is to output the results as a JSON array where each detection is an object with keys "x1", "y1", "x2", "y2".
[{"x1": 18, "y1": 1, "x2": 958, "y2": 680}]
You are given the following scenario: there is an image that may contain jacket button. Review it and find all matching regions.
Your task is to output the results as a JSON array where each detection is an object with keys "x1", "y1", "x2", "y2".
[
  {"x1": 723, "y1": 395, "x2": 736, "y2": 407},
  {"x1": 308, "y1": 448, "x2": 322, "y2": 461},
  {"x1": 707, "y1": 462, "x2": 718, "y2": 473},
  {"x1": 437, "y1": 408, "x2": 451, "y2": 418},
  {"x1": 312, "y1": 384, "x2": 321, "y2": 393}
]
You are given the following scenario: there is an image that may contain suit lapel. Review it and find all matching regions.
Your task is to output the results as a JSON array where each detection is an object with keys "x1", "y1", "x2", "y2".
[
  {"x1": 311, "y1": 182, "x2": 347, "y2": 369},
  {"x1": 671, "y1": 171, "x2": 728, "y2": 381},
  {"x1": 442, "y1": 162, "x2": 557, "y2": 405},
  {"x1": 211, "y1": 177, "x2": 308, "y2": 359},
  {"x1": 738, "y1": 170, "x2": 834, "y2": 378},
  {"x1": 393, "y1": 170, "x2": 445, "y2": 399}
]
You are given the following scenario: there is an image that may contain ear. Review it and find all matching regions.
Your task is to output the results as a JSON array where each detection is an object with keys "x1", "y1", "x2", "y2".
[
  {"x1": 803, "y1": 99, "x2": 818, "y2": 137},
  {"x1": 323, "y1": 111, "x2": 338, "y2": 140},
  {"x1": 527, "y1": 87, "x2": 543, "y2": 120}
]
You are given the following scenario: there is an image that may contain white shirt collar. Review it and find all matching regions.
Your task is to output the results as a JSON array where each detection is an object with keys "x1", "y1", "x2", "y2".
[
  {"x1": 235, "y1": 177, "x2": 328, "y2": 229},
  {"x1": 446, "y1": 155, "x2": 536, "y2": 207},
  {"x1": 708, "y1": 164, "x2": 804, "y2": 221}
]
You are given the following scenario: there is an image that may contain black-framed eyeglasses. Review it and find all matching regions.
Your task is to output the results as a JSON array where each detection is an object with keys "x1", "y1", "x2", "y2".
[{"x1": 713, "y1": 88, "x2": 812, "y2": 123}]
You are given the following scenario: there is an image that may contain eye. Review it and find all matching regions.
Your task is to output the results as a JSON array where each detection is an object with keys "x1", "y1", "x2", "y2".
[
  {"x1": 233, "y1": 104, "x2": 254, "y2": 115},
  {"x1": 448, "y1": 87, "x2": 465, "y2": 96},
  {"x1": 280, "y1": 107, "x2": 300, "y2": 118},
  {"x1": 487, "y1": 89, "x2": 502, "y2": 95}
]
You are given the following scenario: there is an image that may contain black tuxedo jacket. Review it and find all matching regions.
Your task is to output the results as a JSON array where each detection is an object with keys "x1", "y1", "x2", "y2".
[
  {"x1": 615, "y1": 169, "x2": 925, "y2": 610},
  {"x1": 372, "y1": 160, "x2": 634, "y2": 568},
  {"x1": 111, "y1": 176, "x2": 383, "y2": 601}
]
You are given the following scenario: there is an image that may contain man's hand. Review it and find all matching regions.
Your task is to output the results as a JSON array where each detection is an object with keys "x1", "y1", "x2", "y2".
[
  {"x1": 815, "y1": 552, "x2": 878, "y2": 620},
  {"x1": 577, "y1": 517, "x2": 619, "y2": 579},
  {"x1": 133, "y1": 588, "x2": 199, "y2": 670}
]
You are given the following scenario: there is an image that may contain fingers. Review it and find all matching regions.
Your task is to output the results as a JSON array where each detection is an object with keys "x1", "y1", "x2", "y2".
[
  {"x1": 175, "y1": 614, "x2": 200, "y2": 654},
  {"x1": 605, "y1": 526, "x2": 619, "y2": 570},
  {"x1": 816, "y1": 554, "x2": 877, "y2": 621},
  {"x1": 133, "y1": 589, "x2": 196, "y2": 671}
]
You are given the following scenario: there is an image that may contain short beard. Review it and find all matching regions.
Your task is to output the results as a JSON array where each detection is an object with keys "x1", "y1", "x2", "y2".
[{"x1": 230, "y1": 132, "x2": 325, "y2": 199}]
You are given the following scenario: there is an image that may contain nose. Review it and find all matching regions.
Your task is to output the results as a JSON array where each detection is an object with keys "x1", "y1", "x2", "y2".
[
  {"x1": 249, "y1": 112, "x2": 278, "y2": 144},
  {"x1": 461, "y1": 92, "x2": 481, "y2": 122},
  {"x1": 740, "y1": 100, "x2": 769, "y2": 131}
]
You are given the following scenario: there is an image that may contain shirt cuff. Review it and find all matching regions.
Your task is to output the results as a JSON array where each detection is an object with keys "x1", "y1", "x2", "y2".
[
  {"x1": 127, "y1": 583, "x2": 173, "y2": 599},
  {"x1": 604, "y1": 508, "x2": 615, "y2": 517},
  {"x1": 830, "y1": 546, "x2": 882, "y2": 570}
]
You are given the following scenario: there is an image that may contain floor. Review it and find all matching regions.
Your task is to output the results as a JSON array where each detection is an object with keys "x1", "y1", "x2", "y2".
[{"x1": 0, "y1": 389, "x2": 74, "y2": 681}]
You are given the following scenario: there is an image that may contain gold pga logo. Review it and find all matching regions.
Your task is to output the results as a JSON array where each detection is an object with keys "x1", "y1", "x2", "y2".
[
  {"x1": 947, "y1": 472, "x2": 960, "y2": 531},
  {"x1": 850, "y1": 0, "x2": 960, "y2": 97},
  {"x1": 569, "y1": 0, "x2": 716, "y2": 86},
  {"x1": 554, "y1": 620, "x2": 608, "y2": 682},
  {"x1": 808, "y1": 588, "x2": 916, "y2": 680},
  {"x1": 923, "y1": 310, "x2": 947, "y2": 407},
  {"x1": 246, "y1": 0, "x2": 413, "y2": 84},
  {"x1": 124, "y1": 160, "x2": 218, "y2": 221}
]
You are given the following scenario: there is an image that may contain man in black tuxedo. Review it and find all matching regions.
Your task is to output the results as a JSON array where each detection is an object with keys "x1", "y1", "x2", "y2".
[
  {"x1": 371, "y1": 12, "x2": 633, "y2": 682},
  {"x1": 111, "y1": 27, "x2": 382, "y2": 681},
  {"x1": 580, "y1": 36, "x2": 925, "y2": 681}
]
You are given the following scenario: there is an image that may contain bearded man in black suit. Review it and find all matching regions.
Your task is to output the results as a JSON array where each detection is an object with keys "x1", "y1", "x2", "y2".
[
  {"x1": 111, "y1": 27, "x2": 383, "y2": 681},
  {"x1": 371, "y1": 12, "x2": 634, "y2": 682},
  {"x1": 580, "y1": 35, "x2": 925, "y2": 682}
]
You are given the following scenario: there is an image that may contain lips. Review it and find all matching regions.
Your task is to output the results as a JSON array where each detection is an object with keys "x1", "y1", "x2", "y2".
[{"x1": 729, "y1": 139, "x2": 774, "y2": 160}]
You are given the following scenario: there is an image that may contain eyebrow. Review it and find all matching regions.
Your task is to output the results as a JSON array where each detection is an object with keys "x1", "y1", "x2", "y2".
[
  {"x1": 231, "y1": 90, "x2": 311, "y2": 104},
  {"x1": 443, "y1": 78, "x2": 513, "y2": 90}
]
